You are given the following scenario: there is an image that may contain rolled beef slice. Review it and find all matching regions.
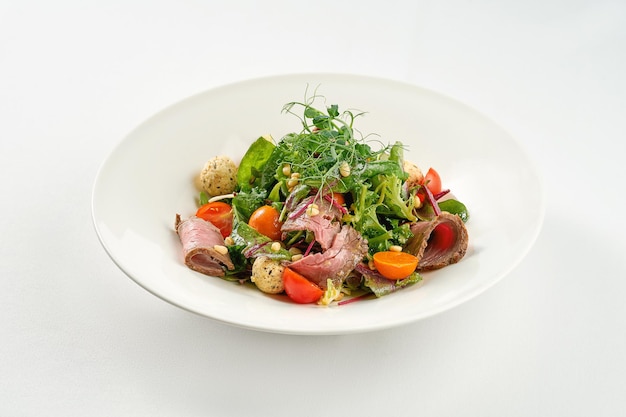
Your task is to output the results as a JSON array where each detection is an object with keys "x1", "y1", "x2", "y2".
[
  {"x1": 175, "y1": 214, "x2": 234, "y2": 276},
  {"x1": 404, "y1": 212, "x2": 469, "y2": 270}
]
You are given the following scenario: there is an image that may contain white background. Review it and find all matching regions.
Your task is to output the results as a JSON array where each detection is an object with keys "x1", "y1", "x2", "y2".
[{"x1": 2, "y1": 1, "x2": 625, "y2": 416}]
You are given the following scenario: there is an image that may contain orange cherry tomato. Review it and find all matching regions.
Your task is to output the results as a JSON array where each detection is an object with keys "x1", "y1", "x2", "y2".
[
  {"x1": 423, "y1": 167, "x2": 442, "y2": 195},
  {"x1": 248, "y1": 205, "x2": 283, "y2": 241},
  {"x1": 329, "y1": 192, "x2": 345, "y2": 206},
  {"x1": 372, "y1": 251, "x2": 419, "y2": 280},
  {"x1": 195, "y1": 201, "x2": 233, "y2": 238},
  {"x1": 282, "y1": 267, "x2": 324, "y2": 304}
]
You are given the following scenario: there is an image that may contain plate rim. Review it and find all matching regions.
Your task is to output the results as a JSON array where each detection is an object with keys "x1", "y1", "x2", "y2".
[{"x1": 91, "y1": 72, "x2": 546, "y2": 335}]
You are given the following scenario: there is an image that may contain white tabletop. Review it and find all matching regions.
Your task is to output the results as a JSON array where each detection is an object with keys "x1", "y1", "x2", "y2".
[{"x1": 2, "y1": 1, "x2": 625, "y2": 416}]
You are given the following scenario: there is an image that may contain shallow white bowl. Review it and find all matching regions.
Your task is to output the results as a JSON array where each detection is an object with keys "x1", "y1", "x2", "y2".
[{"x1": 92, "y1": 73, "x2": 544, "y2": 335}]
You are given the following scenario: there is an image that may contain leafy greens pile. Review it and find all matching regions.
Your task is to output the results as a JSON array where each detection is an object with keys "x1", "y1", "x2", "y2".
[{"x1": 229, "y1": 98, "x2": 422, "y2": 260}]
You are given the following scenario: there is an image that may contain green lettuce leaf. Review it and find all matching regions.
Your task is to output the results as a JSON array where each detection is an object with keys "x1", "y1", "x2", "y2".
[{"x1": 236, "y1": 135, "x2": 276, "y2": 191}]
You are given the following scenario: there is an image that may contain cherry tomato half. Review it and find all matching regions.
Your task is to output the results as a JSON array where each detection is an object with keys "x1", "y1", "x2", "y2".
[
  {"x1": 423, "y1": 167, "x2": 442, "y2": 195},
  {"x1": 248, "y1": 205, "x2": 283, "y2": 241},
  {"x1": 195, "y1": 201, "x2": 233, "y2": 238},
  {"x1": 282, "y1": 267, "x2": 324, "y2": 304},
  {"x1": 372, "y1": 251, "x2": 419, "y2": 280},
  {"x1": 329, "y1": 192, "x2": 345, "y2": 206}
]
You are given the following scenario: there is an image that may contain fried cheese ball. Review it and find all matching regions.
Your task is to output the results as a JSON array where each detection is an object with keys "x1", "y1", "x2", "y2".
[
  {"x1": 403, "y1": 160, "x2": 424, "y2": 191},
  {"x1": 200, "y1": 156, "x2": 238, "y2": 197},
  {"x1": 250, "y1": 256, "x2": 285, "y2": 294}
]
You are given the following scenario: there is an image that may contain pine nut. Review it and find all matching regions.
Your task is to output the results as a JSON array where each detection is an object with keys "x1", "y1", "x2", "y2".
[
  {"x1": 213, "y1": 245, "x2": 228, "y2": 255},
  {"x1": 288, "y1": 247, "x2": 302, "y2": 255},
  {"x1": 282, "y1": 164, "x2": 291, "y2": 176},
  {"x1": 339, "y1": 161, "x2": 351, "y2": 177},
  {"x1": 306, "y1": 203, "x2": 320, "y2": 217},
  {"x1": 389, "y1": 245, "x2": 403, "y2": 252},
  {"x1": 287, "y1": 178, "x2": 299, "y2": 189}
]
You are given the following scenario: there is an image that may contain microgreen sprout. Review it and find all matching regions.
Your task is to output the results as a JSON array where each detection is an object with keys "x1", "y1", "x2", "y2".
[{"x1": 279, "y1": 90, "x2": 391, "y2": 200}]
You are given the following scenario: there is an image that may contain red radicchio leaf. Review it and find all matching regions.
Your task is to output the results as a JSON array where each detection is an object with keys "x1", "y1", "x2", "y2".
[
  {"x1": 433, "y1": 189, "x2": 450, "y2": 201},
  {"x1": 422, "y1": 184, "x2": 442, "y2": 216},
  {"x1": 323, "y1": 194, "x2": 348, "y2": 214}
]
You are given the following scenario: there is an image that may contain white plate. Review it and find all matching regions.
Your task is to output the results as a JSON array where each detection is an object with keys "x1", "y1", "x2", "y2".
[{"x1": 92, "y1": 73, "x2": 544, "y2": 335}]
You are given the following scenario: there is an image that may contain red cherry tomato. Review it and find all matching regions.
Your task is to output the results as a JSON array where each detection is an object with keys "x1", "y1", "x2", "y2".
[
  {"x1": 195, "y1": 201, "x2": 233, "y2": 238},
  {"x1": 282, "y1": 267, "x2": 324, "y2": 304},
  {"x1": 424, "y1": 167, "x2": 442, "y2": 195},
  {"x1": 248, "y1": 205, "x2": 283, "y2": 241}
]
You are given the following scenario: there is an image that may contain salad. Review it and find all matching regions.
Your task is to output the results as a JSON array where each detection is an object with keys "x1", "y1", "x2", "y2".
[{"x1": 174, "y1": 94, "x2": 469, "y2": 305}]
